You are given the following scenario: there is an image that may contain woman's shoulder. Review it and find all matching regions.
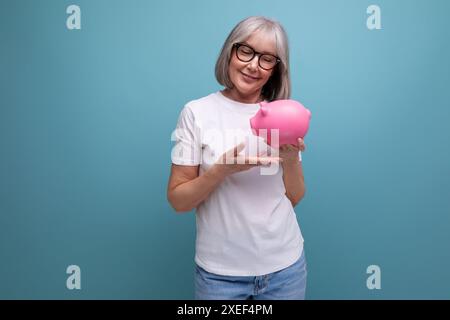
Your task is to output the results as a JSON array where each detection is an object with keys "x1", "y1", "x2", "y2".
[{"x1": 183, "y1": 91, "x2": 220, "y2": 113}]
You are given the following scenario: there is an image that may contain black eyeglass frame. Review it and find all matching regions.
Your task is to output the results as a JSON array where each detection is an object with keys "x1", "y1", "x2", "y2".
[{"x1": 232, "y1": 43, "x2": 281, "y2": 71}]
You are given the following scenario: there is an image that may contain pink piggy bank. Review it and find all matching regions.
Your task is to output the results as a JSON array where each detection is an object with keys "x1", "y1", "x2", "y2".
[{"x1": 250, "y1": 99, "x2": 311, "y2": 146}]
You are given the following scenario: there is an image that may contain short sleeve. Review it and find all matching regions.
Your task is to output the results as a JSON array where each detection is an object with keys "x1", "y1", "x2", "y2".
[{"x1": 170, "y1": 106, "x2": 202, "y2": 166}]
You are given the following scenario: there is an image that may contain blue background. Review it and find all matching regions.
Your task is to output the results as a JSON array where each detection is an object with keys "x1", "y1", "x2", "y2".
[{"x1": 1, "y1": 0, "x2": 449, "y2": 299}]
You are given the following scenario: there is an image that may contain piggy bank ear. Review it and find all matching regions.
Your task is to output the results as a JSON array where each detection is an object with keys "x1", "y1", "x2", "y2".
[
  {"x1": 260, "y1": 106, "x2": 269, "y2": 116},
  {"x1": 259, "y1": 102, "x2": 268, "y2": 116}
]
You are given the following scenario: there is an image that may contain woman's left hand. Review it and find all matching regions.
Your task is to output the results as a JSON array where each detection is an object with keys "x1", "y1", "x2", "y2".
[{"x1": 279, "y1": 138, "x2": 306, "y2": 162}]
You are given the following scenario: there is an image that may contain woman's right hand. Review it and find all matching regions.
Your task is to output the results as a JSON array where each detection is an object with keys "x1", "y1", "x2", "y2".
[{"x1": 212, "y1": 142, "x2": 282, "y2": 178}]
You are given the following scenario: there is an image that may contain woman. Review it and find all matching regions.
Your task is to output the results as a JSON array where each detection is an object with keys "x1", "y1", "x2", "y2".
[{"x1": 167, "y1": 16, "x2": 307, "y2": 300}]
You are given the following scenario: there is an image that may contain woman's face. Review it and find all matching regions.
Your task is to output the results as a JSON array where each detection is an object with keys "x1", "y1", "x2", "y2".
[{"x1": 227, "y1": 32, "x2": 277, "y2": 102}]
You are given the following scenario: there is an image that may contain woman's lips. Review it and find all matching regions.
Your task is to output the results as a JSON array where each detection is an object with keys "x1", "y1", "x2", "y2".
[{"x1": 241, "y1": 72, "x2": 260, "y2": 82}]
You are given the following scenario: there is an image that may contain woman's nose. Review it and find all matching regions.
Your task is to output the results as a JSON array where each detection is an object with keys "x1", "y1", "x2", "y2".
[{"x1": 247, "y1": 55, "x2": 259, "y2": 70}]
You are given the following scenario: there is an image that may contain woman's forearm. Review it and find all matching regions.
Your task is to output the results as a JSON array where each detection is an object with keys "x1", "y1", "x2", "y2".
[
  {"x1": 169, "y1": 165, "x2": 226, "y2": 213},
  {"x1": 282, "y1": 157, "x2": 306, "y2": 207}
]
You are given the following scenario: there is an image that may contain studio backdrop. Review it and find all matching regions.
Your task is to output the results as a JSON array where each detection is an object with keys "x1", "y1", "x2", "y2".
[{"x1": 1, "y1": 0, "x2": 449, "y2": 299}]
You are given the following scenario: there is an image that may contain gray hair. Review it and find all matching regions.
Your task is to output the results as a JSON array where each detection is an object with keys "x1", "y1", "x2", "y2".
[{"x1": 215, "y1": 16, "x2": 291, "y2": 101}]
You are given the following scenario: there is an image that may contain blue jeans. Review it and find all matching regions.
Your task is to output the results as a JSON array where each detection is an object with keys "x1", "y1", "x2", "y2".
[{"x1": 194, "y1": 249, "x2": 307, "y2": 300}]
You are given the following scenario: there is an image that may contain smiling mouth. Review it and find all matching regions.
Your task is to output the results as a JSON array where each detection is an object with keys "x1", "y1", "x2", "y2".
[{"x1": 241, "y1": 72, "x2": 260, "y2": 80}]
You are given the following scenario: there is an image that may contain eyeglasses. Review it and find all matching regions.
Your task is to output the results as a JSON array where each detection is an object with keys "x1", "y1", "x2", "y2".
[{"x1": 233, "y1": 43, "x2": 281, "y2": 71}]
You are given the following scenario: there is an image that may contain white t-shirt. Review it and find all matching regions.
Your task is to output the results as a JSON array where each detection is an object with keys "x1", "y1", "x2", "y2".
[{"x1": 171, "y1": 91, "x2": 304, "y2": 276}]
